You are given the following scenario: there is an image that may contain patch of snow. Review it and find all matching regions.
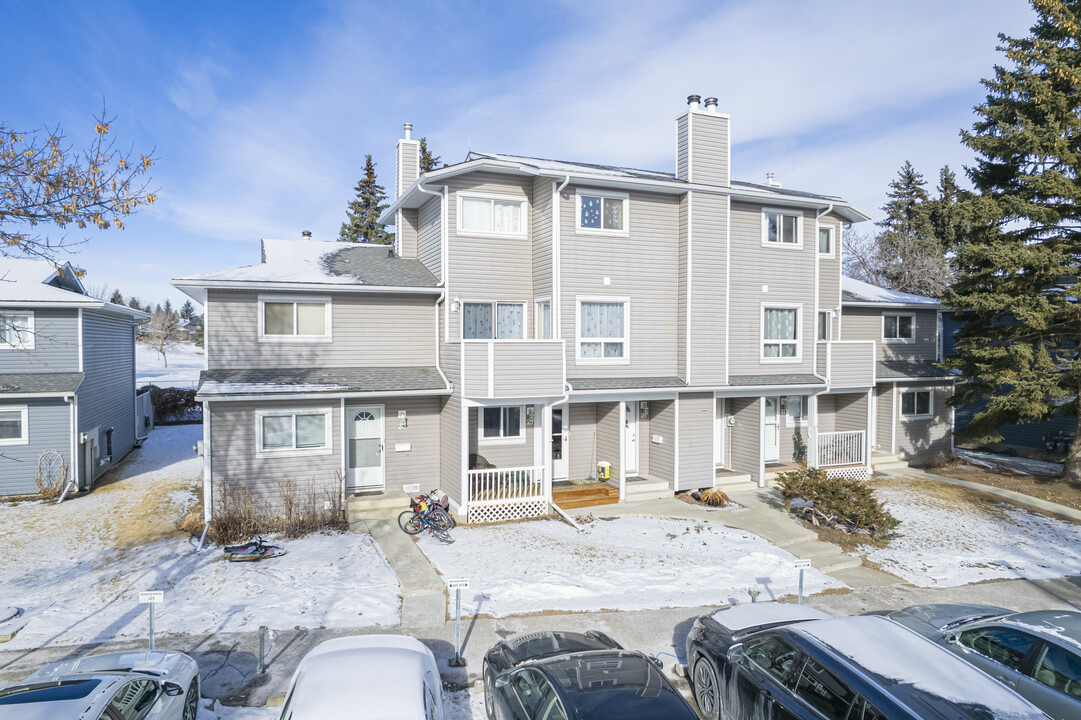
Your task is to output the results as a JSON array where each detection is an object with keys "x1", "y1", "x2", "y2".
[
  {"x1": 842, "y1": 276, "x2": 939, "y2": 306},
  {"x1": 175, "y1": 239, "x2": 356, "y2": 285},
  {"x1": 860, "y1": 483, "x2": 1081, "y2": 586},
  {"x1": 955, "y1": 449, "x2": 1062, "y2": 476},
  {"x1": 199, "y1": 699, "x2": 278, "y2": 720},
  {"x1": 415, "y1": 517, "x2": 844, "y2": 617},
  {"x1": 199, "y1": 382, "x2": 347, "y2": 394},
  {"x1": 137, "y1": 341, "x2": 204, "y2": 389},
  {"x1": 0, "y1": 425, "x2": 399, "y2": 651},
  {"x1": 711, "y1": 601, "x2": 830, "y2": 632}
]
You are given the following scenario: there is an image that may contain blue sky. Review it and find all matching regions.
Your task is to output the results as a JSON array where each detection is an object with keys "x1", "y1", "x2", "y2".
[{"x1": 3, "y1": 0, "x2": 1035, "y2": 308}]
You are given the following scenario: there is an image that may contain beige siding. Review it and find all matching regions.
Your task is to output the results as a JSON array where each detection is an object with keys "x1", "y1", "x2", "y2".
[
  {"x1": 818, "y1": 214, "x2": 844, "y2": 324},
  {"x1": 418, "y1": 196, "x2": 442, "y2": 281},
  {"x1": 689, "y1": 193, "x2": 728, "y2": 384},
  {"x1": 676, "y1": 115, "x2": 689, "y2": 180},
  {"x1": 397, "y1": 140, "x2": 419, "y2": 196},
  {"x1": 816, "y1": 395, "x2": 837, "y2": 433},
  {"x1": 532, "y1": 177, "x2": 553, "y2": 300},
  {"x1": 687, "y1": 112, "x2": 730, "y2": 187},
  {"x1": 636, "y1": 409, "x2": 651, "y2": 477},
  {"x1": 569, "y1": 403, "x2": 598, "y2": 480},
  {"x1": 729, "y1": 202, "x2": 816, "y2": 377},
  {"x1": 677, "y1": 392, "x2": 713, "y2": 490},
  {"x1": 398, "y1": 208, "x2": 419, "y2": 259},
  {"x1": 834, "y1": 392, "x2": 869, "y2": 432},
  {"x1": 648, "y1": 400, "x2": 676, "y2": 484},
  {"x1": 875, "y1": 384, "x2": 893, "y2": 451},
  {"x1": 206, "y1": 290, "x2": 436, "y2": 369},
  {"x1": 595, "y1": 402, "x2": 621, "y2": 482},
  {"x1": 440, "y1": 394, "x2": 462, "y2": 506},
  {"x1": 468, "y1": 406, "x2": 536, "y2": 468},
  {"x1": 894, "y1": 381, "x2": 953, "y2": 464},
  {"x1": 841, "y1": 307, "x2": 940, "y2": 364},
  {"x1": 829, "y1": 342, "x2": 876, "y2": 388},
  {"x1": 677, "y1": 196, "x2": 688, "y2": 379},
  {"x1": 356, "y1": 396, "x2": 441, "y2": 494},
  {"x1": 561, "y1": 186, "x2": 680, "y2": 378},
  {"x1": 729, "y1": 396, "x2": 761, "y2": 478},
  {"x1": 461, "y1": 341, "x2": 565, "y2": 399}
]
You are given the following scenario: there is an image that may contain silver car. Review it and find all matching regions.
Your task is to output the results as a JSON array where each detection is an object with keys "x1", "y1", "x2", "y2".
[
  {"x1": 889, "y1": 603, "x2": 1081, "y2": 720},
  {"x1": 0, "y1": 649, "x2": 200, "y2": 720}
]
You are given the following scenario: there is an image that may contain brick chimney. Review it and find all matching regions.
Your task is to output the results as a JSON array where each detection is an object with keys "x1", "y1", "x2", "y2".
[{"x1": 675, "y1": 94, "x2": 730, "y2": 187}]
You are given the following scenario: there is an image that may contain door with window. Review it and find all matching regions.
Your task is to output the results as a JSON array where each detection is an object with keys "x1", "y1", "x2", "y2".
[
  {"x1": 551, "y1": 408, "x2": 568, "y2": 481},
  {"x1": 764, "y1": 398, "x2": 780, "y2": 462},
  {"x1": 346, "y1": 405, "x2": 384, "y2": 491},
  {"x1": 624, "y1": 401, "x2": 639, "y2": 476}
]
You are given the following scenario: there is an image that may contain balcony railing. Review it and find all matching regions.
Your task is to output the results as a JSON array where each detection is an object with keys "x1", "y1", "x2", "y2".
[
  {"x1": 817, "y1": 430, "x2": 866, "y2": 467},
  {"x1": 461, "y1": 340, "x2": 565, "y2": 399}
]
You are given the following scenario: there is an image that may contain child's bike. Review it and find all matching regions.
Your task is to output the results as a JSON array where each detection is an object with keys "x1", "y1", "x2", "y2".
[{"x1": 398, "y1": 494, "x2": 455, "y2": 543}]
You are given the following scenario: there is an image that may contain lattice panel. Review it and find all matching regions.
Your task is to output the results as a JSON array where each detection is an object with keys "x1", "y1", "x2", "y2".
[
  {"x1": 825, "y1": 466, "x2": 869, "y2": 481},
  {"x1": 468, "y1": 498, "x2": 549, "y2": 524}
]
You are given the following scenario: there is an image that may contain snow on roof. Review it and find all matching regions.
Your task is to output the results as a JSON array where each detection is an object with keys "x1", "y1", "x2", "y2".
[
  {"x1": 841, "y1": 276, "x2": 940, "y2": 307},
  {"x1": 711, "y1": 602, "x2": 831, "y2": 633},
  {"x1": 0, "y1": 258, "x2": 91, "y2": 304},
  {"x1": 467, "y1": 151, "x2": 680, "y2": 182}
]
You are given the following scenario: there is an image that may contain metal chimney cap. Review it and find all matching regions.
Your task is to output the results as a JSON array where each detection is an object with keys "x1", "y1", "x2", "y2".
[
  {"x1": 704, "y1": 97, "x2": 719, "y2": 112},
  {"x1": 403, "y1": 122, "x2": 413, "y2": 140},
  {"x1": 687, "y1": 94, "x2": 701, "y2": 110},
  {"x1": 301, "y1": 230, "x2": 312, "y2": 240}
]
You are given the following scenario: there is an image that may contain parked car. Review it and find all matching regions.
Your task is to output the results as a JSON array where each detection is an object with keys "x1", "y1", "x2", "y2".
[
  {"x1": 889, "y1": 603, "x2": 1081, "y2": 720},
  {"x1": 0, "y1": 649, "x2": 199, "y2": 720},
  {"x1": 278, "y1": 635, "x2": 442, "y2": 720},
  {"x1": 686, "y1": 602, "x2": 1050, "y2": 720},
  {"x1": 482, "y1": 630, "x2": 697, "y2": 720}
]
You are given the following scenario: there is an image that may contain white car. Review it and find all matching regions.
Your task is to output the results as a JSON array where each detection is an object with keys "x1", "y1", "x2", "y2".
[
  {"x1": 0, "y1": 649, "x2": 200, "y2": 720},
  {"x1": 279, "y1": 635, "x2": 443, "y2": 720}
]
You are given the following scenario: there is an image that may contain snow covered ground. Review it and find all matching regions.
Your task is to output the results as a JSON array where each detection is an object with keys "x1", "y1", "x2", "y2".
[
  {"x1": 199, "y1": 688, "x2": 486, "y2": 720},
  {"x1": 955, "y1": 448, "x2": 1062, "y2": 476},
  {"x1": 415, "y1": 516, "x2": 843, "y2": 617},
  {"x1": 0, "y1": 425, "x2": 399, "y2": 650},
  {"x1": 137, "y1": 341, "x2": 204, "y2": 388},
  {"x1": 861, "y1": 480, "x2": 1081, "y2": 586}
]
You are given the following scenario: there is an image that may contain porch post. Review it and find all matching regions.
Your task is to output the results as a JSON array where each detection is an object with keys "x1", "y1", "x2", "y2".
[
  {"x1": 807, "y1": 394, "x2": 818, "y2": 468},
  {"x1": 618, "y1": 401, "x2": 626, "y2": 501},
  {"x1": 865, "y1": 388, "x2": 874, "y2": 473},
  {"x1": 758, "y1": 396, "x2": 766, "y2": 488},
  {"x1": 460, "y1": 402, "x2": 470, "y2": 517}
]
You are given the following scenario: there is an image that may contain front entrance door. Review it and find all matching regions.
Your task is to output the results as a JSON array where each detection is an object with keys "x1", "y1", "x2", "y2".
[
  {"x1": 764, "y1": 397, "x2": 780, "y2": 462},
  {"x1": 346, "y1": 405, "x2": 384, "y2": 491},
  {"x1": 624, "y1": 401, "x2": 639, "y2": 475},
  {"x1": 552, "y1": 408, "x2": 568, "y2": 481}
]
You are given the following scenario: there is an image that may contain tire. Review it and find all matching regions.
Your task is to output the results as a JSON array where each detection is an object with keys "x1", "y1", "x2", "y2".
[
  {"x1": 691, "y1": 655, "x2": 722, "y2": 720},
  {"x1": 483, "y1": 663, "x2": 497, "y2": 720},
  {"x1": 398, "y1": 510, "x2": 425, "y2": 535},
  {"x1": 182, "y1": 678, "x2": 199, "y2": 720},
  {"x1": 429, "y1": 507, "x2": 453, "y2": 532}
]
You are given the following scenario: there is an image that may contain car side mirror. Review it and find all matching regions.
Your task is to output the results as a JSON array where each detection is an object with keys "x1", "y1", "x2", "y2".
[
  {"x1": 650, "y1": 656, "x2": 664, "y2": 670},
  {"x1": 727, "y1": 643, "x2": 745, "y2": 664},
  {"x1": 162, "y1": 682, "x2": 184, "y2": 697},
  {"x1": 495, "y1": 674, "x2": 510, "y2": 689}
]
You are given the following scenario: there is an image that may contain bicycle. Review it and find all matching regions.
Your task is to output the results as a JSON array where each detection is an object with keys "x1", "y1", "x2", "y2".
[
  {"x1": 223, "y1": 537, "x2": 286, "y2": 562},
  {"x1": 398, "y1": 495, "x2": 455, "y2": 543}
]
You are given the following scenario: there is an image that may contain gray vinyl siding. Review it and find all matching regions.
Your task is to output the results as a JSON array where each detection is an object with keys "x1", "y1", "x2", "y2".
[
  {"x1": 469, "y1": 405, "x2": 536, "y2": 468},
  {"x1": 834, "y1": 392, "x2": 868, "y2": 433},
  {"x1": 439, "y1": 307, "x2": 462, "y2": 506},
  {"x1": 365, "y1": 396, "x2": 441, "y2": 495},
  {"x1": 569, "y1": 403, "x2": 598, "y2": 481},
  {"x1": 817, "y1": 395, "x2": 837, "y2": 433},
  {"x1": 206, "y1": 290, "x2": 436, "y2": 369},
  {"x1": 818, "y1": 215, "x2": 843, "y2": 322},
  {"x1": 676, "y1": 115, "x2": 689, "y2": 180},
  {"x1": 0, "y1": 397, "x2": 72, "y2": 496},
  {"x1": 461, "y1": 342, "x2": 564, "y2": 400},
  {"x1": 875, "y1": 384, "x2": 893, "y2": 451},
  {"x1": 688, "y1": 193, "x2": 728, "y2": 384},
  {"x1": 894, "y1": 381, "x2": 953, "y2": 464},
  {"x1": 78, "y1": 309, "x2": 137, "y2": 483},
  {"x1": 209, "y1": 399, "x2": 342, "y2": 510},
  {"x1": 841, "y1": 307, "x2": 939, "y2": 364},
  {"x1": 729, "y1": 202, "x2": 816, "y2": 377},
  {"x1": 815, "y1": 343, "x2": 827, "y2": 374},
  {"x1": 398, "y1": 141, "x2": 419, "y2": 196},
  {"x1": 676, "y1": 392, "x2": 713, "y2": 490},
  {"x1": 0, "y1": 307, "x2": 79, "y2": 373},
  {"x1": 829, "y1": 343, "x2": 876, "y2": 389},
  {"x1": 418, "y1": 196, "x2": 442, "y2": 281},
  {"x1": 532, "y1": 177, "x2": 553, "y2": 301},
  {"x1": 595, "y1": 402, "x2": 620, "y2": 481},
  {"x1": 729, "y1": 396, "x2": 761, "y2": 478},
  {"x1": 687, "y1": 112, "x2": 730, "y2": 187},
  {"x1": 398, "y1": 208, "x2": 419, "y2": 259},
  {"x1": 648, "y1": 399, "x2": 675, "y2": 485},
  {"x1": 677, "y1": 197, "x2": 688, "y2": 378},
  {"x1": 562, "y1": 186, "x2": 680, "y2": 378}
]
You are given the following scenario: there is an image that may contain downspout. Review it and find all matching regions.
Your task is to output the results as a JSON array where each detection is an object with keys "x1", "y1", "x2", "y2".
[{"x1": 554, "y1": 176, "x2": 570, "y2": 338}]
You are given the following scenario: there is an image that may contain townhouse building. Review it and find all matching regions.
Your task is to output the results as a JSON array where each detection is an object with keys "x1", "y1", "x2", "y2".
[{"x1": 174, "y1": 95, "x2": 953, "y2": 523}]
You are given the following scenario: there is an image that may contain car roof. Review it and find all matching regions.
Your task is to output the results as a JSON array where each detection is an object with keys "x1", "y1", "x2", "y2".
[
  {"x1": 997, "y1": 610, "x2": 1081, "y2": 653},
  {"x1": 501, "y1": 631, "x2": 617, "y2": 664},
  {"x1": 0, "y1": 676, "x2": 122, "y2": 720},
  {"x1": 286, "y1": 636, "x2": 438, "y2": 720},
  {"x1": 794, "y1": 617, "x2": 1046, "y2": 719},
  {"x1": 711, "y1": 602, "x2": 831, "y2": 634}
]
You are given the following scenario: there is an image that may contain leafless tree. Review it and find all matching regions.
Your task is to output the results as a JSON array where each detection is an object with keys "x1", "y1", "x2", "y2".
[{"x1": 139, "y1": 308, "x2": 182, "y2": 367}]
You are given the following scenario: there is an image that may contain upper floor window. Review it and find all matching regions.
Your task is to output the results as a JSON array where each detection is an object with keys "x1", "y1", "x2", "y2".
[
  {"x1": 577, "y1": 298, "x2": 628, "y2": 362},
  {"x1": 463, "y1": 302, "x2": 525, "y2": 340},
  {"x1": 0, "y1": 311, "x2": 34, "y2": 350},
  {"x1": 576, "y1": 190, "x2": 628, "y2": 235},
  {"x1": 883, "y1": 312, "x2": 915, "y2": 342},
  {"x1": 900, "y1": 389, "x2": 932, "y2": 419},
  {"x1": 535, "y1": 300, "x2": 552, "y2": 340},
  {"x1": 0, "y1": 406, "x2": 29, "y2": 446},
  {"x1": 481, "y1": 406, "x2": 523, "y2": 443},
  {"x1": 817, "y1": 311, "x2": 830, "y2": 341},
  {"x1": 818, "y1": 226, "x2": 834, "y2": 255},
  {"x1": 256, "y1": 408, "x2": 332, "y2": 456},
  {"x1": 459, "y1": 194, "x2": 526, "y2": 238},
  {"x1": 763, "y1": 209, "x2": 802, "y2": 247},
  {"x1": 259, "y1": 296, "x2": 330, "y2": 341},
  {"x1": 762, "y1": 306, "x2": 800, "y2": 360}
]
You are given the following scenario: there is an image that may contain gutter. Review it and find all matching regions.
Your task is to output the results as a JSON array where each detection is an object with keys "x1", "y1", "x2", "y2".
[
  {"x1": 171, "y1": 279, "x2": 444, "y2": 295},
  {"x1": 196, "y1": 388, "x2": 454, "y2": 403}
]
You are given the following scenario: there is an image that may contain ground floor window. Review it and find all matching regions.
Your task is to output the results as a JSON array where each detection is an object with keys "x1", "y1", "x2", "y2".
[
  {"x1": 481, "y1": 406, "x2": 523, "y2": 443},
  {"x1": 900, "y1": 390, "x2": 932, "y2": 419},
  {"x1": 256, "y1": 409, "x2": 332, "y2": 455},
  {"x1": 0, "y1": 406, "x2": 28, "y2": 445},
  {"x1": 785, "y1": 396, "x2": 807, "y2": 427}
]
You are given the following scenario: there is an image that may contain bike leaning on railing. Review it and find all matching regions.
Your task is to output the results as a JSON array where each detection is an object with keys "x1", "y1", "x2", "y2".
[{"x1": 398, "y1": 492, "x2": 455, "y2": 542}]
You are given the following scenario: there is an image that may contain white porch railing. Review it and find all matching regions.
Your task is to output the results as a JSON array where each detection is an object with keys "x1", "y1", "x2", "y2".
[
  {"x1": 467, "y1": 466, "x2": 549, "y2": 523},
  {"x1": 817, "y1": 430, "x2": 865, "y2": 467}
]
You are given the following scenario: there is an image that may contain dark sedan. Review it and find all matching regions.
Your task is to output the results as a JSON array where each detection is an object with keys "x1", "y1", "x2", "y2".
[
  {"x1": 483, "y1": 630, "x2": 697, "y2": 720},
  {"x1": 686, "y1": 602, "x2": 1049, "y2": 720},
  {"x1": 889, "y1": 603, "x2": 1081, "y2": 720}
]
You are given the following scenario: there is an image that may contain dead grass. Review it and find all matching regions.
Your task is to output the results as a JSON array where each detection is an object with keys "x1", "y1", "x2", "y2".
[{"x1": 930, "y1": 461, "x2": 1081, "y2": 513}]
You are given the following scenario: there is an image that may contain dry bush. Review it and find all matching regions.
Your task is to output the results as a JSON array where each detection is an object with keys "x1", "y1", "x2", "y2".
[
  {"x1": 206, "y1": 475, "x2": 347, "y2": 545},
  {"x1": 34, "y1": 462, "x2": 68, "y2": 499},
  {"x1": 210, "y1": 477, "x2": 267, "y2": 545},
  {"x1": 177, "y1": 503, "x2": 207, "y2": 536},
  {"x1": 699, "y1": 488, "x2": 730, "y2": 507}
]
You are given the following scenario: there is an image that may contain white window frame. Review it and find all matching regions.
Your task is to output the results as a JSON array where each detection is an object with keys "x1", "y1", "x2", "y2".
[
  {"x1": 457, "y1": 192, "x2": 528, "y2": 239},
  {"x1": 882, "y1": 312, "x2": 916, "y2": 343},
  {"x1": 899, "y1": 388, "x2": 933, "y2": 420},
  {"x1": 761, "y1": 304, "x2": 802, "y2": 363},
  {"x1": 460, "y1": 300, "x2": 527, "y2": 341},
  {"x1": 257, "y1": 295, "x2": 332, "y2": 343},
  {"x1": 0, "y1": 311, "x2": 35, "y2": 350},
  {"x1": 817, "y1": 225, "x2": 834, "y2": 256},
  {"x1": 575, "y1": 296, "x2": 630, "y2": 365},
  {"x1": 817, "y1": 311, "x2": 831, "y2": 342},
  {"x1": 478, "y1": 405, "x2": 526, "y2": 445},
  {"x1": 255, "y1": 407, "x2": 334, "y2": 458},
  {"x1": 575, "y1": 189, "x2": 630, "y2": 236},
  {"x1": 534, "y1": 298, "x2": 552, "y2": 340},
  {"x1": 785, "y1": 396, "x2": 807, "y2": 427},
  {"x1": 0, "y1": 405, "x2": 29, "y2": 446},
  {"x1": 761, "y1": 208, "x2": 803, "y2": 248}
]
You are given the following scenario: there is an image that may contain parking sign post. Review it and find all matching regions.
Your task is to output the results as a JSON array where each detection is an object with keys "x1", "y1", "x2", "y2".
[
  {"x1": 447, "y1": 578, "x2": 469, "y2": 667},
  {"x1": 793, "y1": 560, "x2": 811, "y2": 605},
  {"x1": 138, "y1": 591, "x2": 164, "y2": 652}
]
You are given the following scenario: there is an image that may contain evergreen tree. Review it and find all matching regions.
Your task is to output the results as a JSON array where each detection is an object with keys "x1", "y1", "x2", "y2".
[
  {"x1": 874, "y1": 161, "x2": 949, "y2": 296},
  {"x1": 110, "y1": 289, "x2": 124, "y2": 305},
  {"x1": 127, "y1": 296, "x2": 142, "y2": 310},
  {"x1": 162, "y1": 298, "x2": 173, "y2": 316},
  {"x1": 180, "y1": 299, "x2": 195, "y2": 321},
  {"x1": 927, "y1": 165, "x2": 966, "y2": 259},
  {"x1": 944, "y1": 0, "x2": 1081, "y2": 483},
  {"x1": 338, "y1": 154, "x2": 393, "y2": 245},
  {"x1": 419, "y1": 137, "x2": 441, "y2": 173}
]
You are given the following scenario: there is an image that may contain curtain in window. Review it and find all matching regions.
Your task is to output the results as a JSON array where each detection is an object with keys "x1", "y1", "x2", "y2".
[
  {"x1": 581, "y1": 301, "x2": 623, "y2": 339},
  {"x1": 463, "y1": 303, "x2": 493, "y2": 339},
  {"x1": 602, "y1": 198, "x2": 623, "y2": 230},
  {"x1": 493, "y1": 201, "x2": 521, "y2": 234},
  {"x1": 262, "y1": 416, "x2": 292, "y2": 449},
  {"x1": 264, "y1": 303, "x2": 293, "y2": 335},
  {"x1": 496, "y1": 303, "x2": 524, "y2": 339},
  {"x1": 580, "y1": 196, "x2": 602, "y2": 228},
  {"x1": 462, "y1": 197, "x2": 492, "y2": 232},
  {"x1": 764, "y1": 309, "x2": 797, "y2": 340},
  {"x1": 296, "y1": 303, "x2": 325, "y2": 335},
  {"x1": 0, "y1": 410, "x2": 21, "y2": 440},
  {"x1": 295, "y1": 414, "x2": 326, "y2": 448},
  {"x1": 767, "y1": 213, "x2": 779, "y2": 242}
]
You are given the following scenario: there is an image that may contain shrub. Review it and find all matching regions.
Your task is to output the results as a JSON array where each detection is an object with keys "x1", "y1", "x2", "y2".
[
  {"x1": 138, "y1": 385, "x2": 201, "y2": 425},
  {"x1": 34, "y1": 461, "x2": 68, "y2": 499},
  {"x1": 775, "y1": 467, "x2": 899, "y2": 539},
  {"x1": 699, "y1": 488, "x2": 730, "y2": 507}
]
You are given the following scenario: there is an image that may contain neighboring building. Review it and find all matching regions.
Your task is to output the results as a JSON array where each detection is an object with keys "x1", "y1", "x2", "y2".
[
  {"x1": 174, "y1": 95, "x2": 952, "y2": 523},
  {"x1": 0, "y1": 259, "x2": 150, "y2": 495}
]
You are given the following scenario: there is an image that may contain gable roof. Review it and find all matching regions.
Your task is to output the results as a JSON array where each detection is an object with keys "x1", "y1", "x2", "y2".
[
  {"x1": 0, "y1": 258, "x2": 149, "y2": 318},
  {"x1": 841, "y1": 277, "x2": 940, "y2": 308}
]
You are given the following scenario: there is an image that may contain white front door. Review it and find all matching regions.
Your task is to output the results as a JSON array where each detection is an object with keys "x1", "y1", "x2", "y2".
[
  {"x1": 346, "y1": 405, "x2": 384, "y2": 491},
  {"x1": 624, "y1": 401, "x2": 639, "y2": 475},
  {"x1": 552, "y1": 407, "x2": 568, "y2": 481},
  {"x1": 764, "y1": 397, "x2": 780, "y2": 462}
]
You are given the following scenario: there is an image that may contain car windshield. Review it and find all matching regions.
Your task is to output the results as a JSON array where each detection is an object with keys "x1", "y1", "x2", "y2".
[
  {"x1": 0, "y1": 679, "x2": 102, "y2": 705},
  {"x1": 506, "y1": 633, "x2": 613, "y2": 663},
  {"x1": 549, "y1": 655, "x2": 695, "y2": 720}
]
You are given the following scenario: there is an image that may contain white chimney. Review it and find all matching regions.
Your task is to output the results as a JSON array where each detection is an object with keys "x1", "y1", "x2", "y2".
[
  {"x1": 687, "y1": 94, "x2": 701, "y2": 111},
  {"x1": 301, "y1": 230, "x2": 312, "y2": 240},
  {"x1": 403, "y1": 122, "x2": 412, "y2": 140},
  {"x1": 766, "y1": 173, "x2": 782, "y2": 188},
  {"x1": 704, "y1": 97, "x2": 718, "y2": 113}
]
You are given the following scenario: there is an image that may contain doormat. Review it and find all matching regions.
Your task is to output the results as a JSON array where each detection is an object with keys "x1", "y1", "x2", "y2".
[{"x1": 569, "y1": 478, "x2": 601, "y2": 485}]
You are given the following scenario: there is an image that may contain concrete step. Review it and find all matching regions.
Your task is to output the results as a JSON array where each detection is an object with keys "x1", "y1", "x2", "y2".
[
  {"x1": 714, "y1": 473, "x2": 755, "y2": 490},
  {"x1": 814, "y1": 554, "x2": 864, "y2": 573},
  {"x1": 872, "y1": 461, "x2": 910, "y2": 475},
  {"x1": 871, "y1": 453, "x2": 903, "y2": 466},
  {"x1": 623, "y1": 482, "x2": 674, "y2": 502},
  {"x1": 346, "y1": 490, "x2": 412, "y2": 520},
  {"x1": 778, "y1": 539, "x2": 845, "y2": 562}
]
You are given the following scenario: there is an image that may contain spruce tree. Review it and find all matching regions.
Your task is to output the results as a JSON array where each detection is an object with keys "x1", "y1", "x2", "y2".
[
  {"x1": 338, "y1": 154, "x2": 393, "y2": 245},
  {"x1": 875, "y1": 161, "x2": 949, "y2": 296},
  {"x1": 110, "y1": 289, "x2": 124, "y2": 305},
  {"x1": 944, "y1": 0, "x2": 1081, "y2": 483},
  {"x1": 180, "y1": 299, "x2": 195, "y2": 321},
  {"x1": 927, "y1": 165, "x2": 965, "y2": 258},
  {"x1": 419, "y1": 137, "x2": 441, "y2": 173}
]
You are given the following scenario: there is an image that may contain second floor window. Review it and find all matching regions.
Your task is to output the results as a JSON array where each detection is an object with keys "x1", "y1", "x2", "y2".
[
  {"x1": 763, "y1": 210, "x2": 801, "y2": 246},
  {"x1": 763, "y1": 306, "x2": 800, "y2": 359},
  {"x1": 463, "y1": 302, "x2": 524, "y2": 340},
  {"x1": 0, "y1": 311, "x2": 34, "y2": 349},
  {"x1": 577, "y1": 190, "x2": 628, "y2": 234},
  {"x1": 883, "y1": 312, "x2": 915, "y2": 342},
  {"x1": 818, "y1": 226, "x2": 833, "y2": 254},
  {"x1": 535, "y1": 301, "x2": 552, "y2": 340},
  {"x1": 460, "y1": 195, "x2": 526, "y2": 237},
  {"x1": 817, "y1": 311, "x2": 830, "y2": 341},
  {"x1": 260, "y1": 297, "x2": 329, "y2": 340},
  {"x1": 577, "y1": 299, "x2": 627, "y2": 361}
]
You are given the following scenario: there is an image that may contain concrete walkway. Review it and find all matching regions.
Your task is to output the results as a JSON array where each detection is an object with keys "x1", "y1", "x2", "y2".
[{"x1": 350, "y1": 518, "x2": 447, "y2": 627}]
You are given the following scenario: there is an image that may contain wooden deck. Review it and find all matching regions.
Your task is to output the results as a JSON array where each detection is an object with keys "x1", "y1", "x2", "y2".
[{"x1": 552, "y1": 481, "x2": 620, "y2": 509}]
